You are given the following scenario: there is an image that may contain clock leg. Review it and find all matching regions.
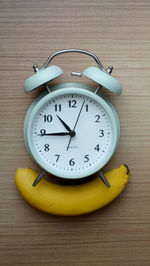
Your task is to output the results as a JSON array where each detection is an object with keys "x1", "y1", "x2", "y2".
[
  {"x1": 32, "y1": 170, "x2": 110, "y2": 188},
  {"x1": 32, "y1": 170, "x2": 47, "y2": 187},
  {"x1": 98, "y1": 170, "x2": 111, "y2": 188}
]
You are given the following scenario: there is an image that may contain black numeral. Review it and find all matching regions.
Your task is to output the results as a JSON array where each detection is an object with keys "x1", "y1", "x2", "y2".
[
  {"x1": 84, "y1": 155, "x2": 89, "y2": 162},
  {"x1": 54, "y1": 104, "x2": 61, "y2": 112},
  {"x1": 85, "y1": 104, "x2": 88, "y2": 112},
  {"x1": 99, "y1": 130, "x2": 104, "y2": 137},
  {"x1": 55, "y1": 154, "x2": 60, "y2": 162},
  {"x1": 44, "y1": 144, "x2": 50, "y2": 151},
  {"x1": 40, "y1": 129, "x2": 46, "y2": 135},
  {"x1": 44, "y1": 115, "x2": 53, "y2": 122},
  {"x1": 69, "y1": 158, "x2": 75, "y2": 166},
  {"x1": 95, "y1": 115, "x2": 100, "y2": 122},
  {"x1": 94, "y1": 144, "x2": 100, "y2": 151},
  {"x1": 68, "y1": 100, "x2": 77, "y2": 108}
]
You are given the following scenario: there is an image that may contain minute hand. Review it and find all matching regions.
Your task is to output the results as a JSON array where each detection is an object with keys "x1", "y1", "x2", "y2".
[{"x1": 38, "y1": 132, "x2": 70, "y2": 136}]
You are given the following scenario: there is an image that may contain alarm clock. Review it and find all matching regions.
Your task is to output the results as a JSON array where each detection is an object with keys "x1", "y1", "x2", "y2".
[{"x1": 23, "y1": 49, "x2": 122, "y2": 187}]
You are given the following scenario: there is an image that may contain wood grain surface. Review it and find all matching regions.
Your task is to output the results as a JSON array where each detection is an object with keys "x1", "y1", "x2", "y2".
[{"x1": 0, "y1": 0, "x2": 150, "y2": 265}]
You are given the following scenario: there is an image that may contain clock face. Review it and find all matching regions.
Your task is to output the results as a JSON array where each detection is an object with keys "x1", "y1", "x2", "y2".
[{"x1": 27, "y1": 89, "x2": 117, "y2": 179}]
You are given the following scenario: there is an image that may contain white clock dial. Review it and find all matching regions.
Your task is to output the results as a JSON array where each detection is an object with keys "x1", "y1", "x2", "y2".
[{"x1": 29, "y1": 91, "x2": 114, "y2": 179}]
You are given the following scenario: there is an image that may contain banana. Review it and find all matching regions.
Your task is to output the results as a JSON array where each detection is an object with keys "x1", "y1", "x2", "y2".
[{"x1": 15, "y1": 165, "x2": 130, "y2": 216}]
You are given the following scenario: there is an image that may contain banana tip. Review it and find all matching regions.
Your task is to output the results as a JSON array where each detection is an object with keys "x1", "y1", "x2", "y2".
[{"x1": 124, "y1": 164, "x2": 130, "y2": 175}]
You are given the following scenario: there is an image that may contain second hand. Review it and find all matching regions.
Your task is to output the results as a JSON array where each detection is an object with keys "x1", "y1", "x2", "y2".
[{"x1": 66, "y1": 100, "x2": 85, "y2": 151}]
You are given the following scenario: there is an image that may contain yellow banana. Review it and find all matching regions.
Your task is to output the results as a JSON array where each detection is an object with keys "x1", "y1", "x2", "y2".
[{"x1": 15, "y1": 165, "x2": 130, "y2": 216}]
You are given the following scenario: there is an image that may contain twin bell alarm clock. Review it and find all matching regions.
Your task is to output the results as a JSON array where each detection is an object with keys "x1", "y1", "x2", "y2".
[{"x1": 23, "y1": 49, "x2": 122, "y2": 187}]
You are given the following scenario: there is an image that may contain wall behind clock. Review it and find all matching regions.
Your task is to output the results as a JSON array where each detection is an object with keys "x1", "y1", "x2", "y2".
[{"x1": 0, "y1": 0, "x2": 150, "y2": 265}]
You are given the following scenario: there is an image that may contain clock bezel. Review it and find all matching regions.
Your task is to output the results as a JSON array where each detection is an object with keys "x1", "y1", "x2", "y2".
[{"x1": 25, "y1": 86, "x2": 119, "y2": 179}]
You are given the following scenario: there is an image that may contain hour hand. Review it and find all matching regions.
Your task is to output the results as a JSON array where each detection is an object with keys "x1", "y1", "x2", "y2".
[{"x1": 56, "y1": 115, "x2": 72, "y2": 132}]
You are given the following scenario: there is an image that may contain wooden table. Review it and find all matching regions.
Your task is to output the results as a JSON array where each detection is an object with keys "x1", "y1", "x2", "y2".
[{"x1": 0, "y1": 0, "x2": 150, "y2": 265}]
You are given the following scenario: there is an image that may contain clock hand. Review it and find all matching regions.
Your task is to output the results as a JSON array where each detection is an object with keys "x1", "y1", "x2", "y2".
[
  {"x1": 73, "y1": 100, "x2": 85, "y2": 131},
  {"x1": 67, "y1": 100, "x2": 85, "y2": 150},
  {"x1": 66, "y1": 136, "x2": 72, "y2": 151},
  {"x1": 56, "y1": 115, "x2": 72, "y2": 132},
  {"x1": 38, "y1": 131, "x2": 76, "y2": 136},
  {"x1": 38, "y1": 132, "x2": 71, "y2": 136}
]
